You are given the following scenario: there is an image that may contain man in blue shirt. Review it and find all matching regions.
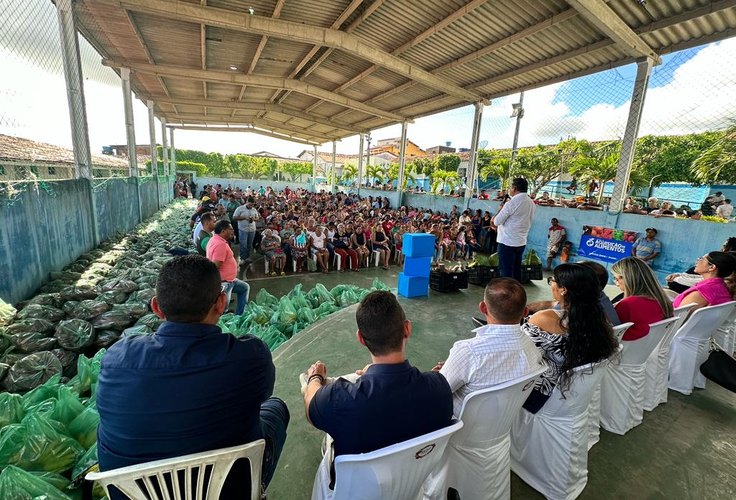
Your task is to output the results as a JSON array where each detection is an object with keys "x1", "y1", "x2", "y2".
[
  {"x1": 304, "y1": 291, "x2": 453, "y2": 488},
  {"x1": 632, "y1": 228, "x2": 662, "y2": 267},
  {"x1": 96, "y1": 255, "x2": 289, "y2": 499}
]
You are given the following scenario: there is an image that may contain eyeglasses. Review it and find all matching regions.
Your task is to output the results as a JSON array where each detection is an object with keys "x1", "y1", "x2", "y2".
[
  {"x1": 546, "y1": 276, "x2": 556, "y2": 285},
  {"x1": 696, "y1": 255, "x2": 713, "y2": 265}
]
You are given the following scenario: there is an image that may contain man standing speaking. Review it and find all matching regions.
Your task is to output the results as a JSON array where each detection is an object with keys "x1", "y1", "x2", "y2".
[{"x1": 492, "y1": 178, "x2": 535, "y2": 281}]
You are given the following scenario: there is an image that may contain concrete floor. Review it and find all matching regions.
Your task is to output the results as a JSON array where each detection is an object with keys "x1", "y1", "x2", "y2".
[{"x1": 240, "y1": 258, "x2": 736, "y2": 500}]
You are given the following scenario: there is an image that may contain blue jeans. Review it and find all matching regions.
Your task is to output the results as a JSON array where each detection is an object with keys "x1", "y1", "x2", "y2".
[
  {"x1": 259, "y1": 397, "x2": 290, "y2": 488},
  {"x1": 239, "y1": 230, "x2": 256, "y2": 261},
  {"x1": 223, "y1": 279, "x2": 250, "y2": 315},
  {"x1": 498, "y1": 242, "x2": 525, "y2": 282}
]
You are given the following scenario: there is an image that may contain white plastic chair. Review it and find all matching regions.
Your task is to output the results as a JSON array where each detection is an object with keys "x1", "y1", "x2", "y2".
[
  {"x1": 86, "y1": 440, "x2": 265, "y2": 500},
  {"x1": 511, "y1": 360, "x2": 608, "y2": 500},
  {"x1": 643, "y1": 304, "x2": 695, "y2": 411},
  {"x1": 713, "y1": 305, "x2": 736, "y2": 354},
  {"x1": 311, "y1": 421, "x2": 463, "y2": 500},
  {"x1": 588, "y1": 323, "x2": 631, "y2": 450},
  {"x1": 599, "y1": 317, "x2": 678, "y2": 435},
  {"x1": 669, "y1": 301, "x2": 736, "y2": 395},
  {"x1": 422, "y1": 367, "x2": 545, "y2": 500}
]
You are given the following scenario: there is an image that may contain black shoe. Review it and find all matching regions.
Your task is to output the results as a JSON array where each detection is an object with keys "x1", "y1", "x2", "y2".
[{"x1": 472, "y1": 316, "x2": 487, "y2": 328}]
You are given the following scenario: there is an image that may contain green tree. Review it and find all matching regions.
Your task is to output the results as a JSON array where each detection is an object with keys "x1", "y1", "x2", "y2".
[
  {"x1": 280, "y1": 161, "x2": 312, "y2": 182},
  {"x1": 434, "y1": 153, "x2": 461, "y2": 172},
  {"x1": 634, "y1": 132, "x2": 721, "y2": 185},
  {"x1": 409, "y1": 157, "x2": 435, "y2": 177},
  {"x1": 691, "y1": 125, "x2": 736, "y2": 184},
  {"x1": 569, "y1": 144, "x2": 648, "y2": 202},
  {"x1": 386, "y1": 162, "x2": 418, "y2": 189},
  {"x1": 366, "y1": 164, "x2": 387, "y2": 185},
  {"x1": 341, "y1": 163, "x2": 358, "y2": 185},
  {"x1": 479, "y1": 152, "x2": 511, "y2": 189},
  {"x1": 513, "y1": 145, "x2": 562, "y2": 196},
  {"x1": 431, "y1": 170, "x2": 460, "y2": 193}
]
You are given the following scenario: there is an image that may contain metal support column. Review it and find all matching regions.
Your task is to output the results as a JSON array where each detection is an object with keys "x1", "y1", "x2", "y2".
[
  {"x1": 147, "y1": 100, "x2": 161, "y2": 210},
  {"x1": 510, "y1": 91, "x2": 525, "y2": 184},
  {"x1": 610, "y1": 58, "x2": 654, "y2": 213},
  {"x1": 161, "y1": 117, "x2": 169, "y2": 176},
  {"x1": 357, "y1": 134, "x2": 365, "y2": 197},
  {"x1": 397, "y1": 121, "x2": 408, "y2": 207},
  {"x1": 121, "y1": 68, "x2": 142, "y2": 221},
  {"x1": 331, "y1": 140, "x2": 337, "y2": 193},
  {"x1": 465, "y1": 102, "x2": 484, "y2": 204},
  {"x1": 312, "y1": 145, "x2": 318, "y2": 188},
  {"x1": 55, "y1": 0, "x2": 99, "y2": 245},
  {"x1": 169, "y1": 127, "x2": 176, "y2": 174}
]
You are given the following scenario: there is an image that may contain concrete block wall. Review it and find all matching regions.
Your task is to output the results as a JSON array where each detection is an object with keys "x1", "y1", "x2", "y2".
[{"x1": 1, "y1": 176, "x2": 175, "y2": 304}]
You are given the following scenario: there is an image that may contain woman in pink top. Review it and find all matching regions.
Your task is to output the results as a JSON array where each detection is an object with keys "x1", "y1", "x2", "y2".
[
  {"x1": 611, "y1": 257, "x2": 674, "y2": 341},
  {"x1": 673, "y1": 251, "x2": 736, "y2": 311}
]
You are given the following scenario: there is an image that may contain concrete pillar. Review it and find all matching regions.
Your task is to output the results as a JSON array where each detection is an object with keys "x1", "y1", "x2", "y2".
[
  {"x1": 56, "y1": 0, "x2": 92, "y2": 180},
  {"x1": 465, "y1": 102, "x2": 484, "y2": 203},
  {"x1": 312, "y1": 145, "x2": 318, "y2": 187},
  {"x1": 357, "y1": 133, "x2": 365, "y2": 197},
  {"x1": 121, "y1": 68, "x2": 138, "y2": 176},
  {"x1": 331, "y1": 140, "x2": 337, "y2": 193},
  {"x1": 147, "y1": 100, "x2": 158, "y2": 177},
  {"x1": 169, "y1": 127, "x2": 176, "y2": 174},
  {"x1": 610, "y1": 58, "x2": 654, "y2": 213},
  {"x1": 510, "y1": 91, "x2": 525, "y2": 182},
  {"x1": 161, "y1": 117, "x2": 169, "y2": 176},
  {"x1": 121, "y1": 68, "x2": 142, "y2": 221},
  {"x1": 397, "y1": 121, "x2": 408, "y2": 207}
]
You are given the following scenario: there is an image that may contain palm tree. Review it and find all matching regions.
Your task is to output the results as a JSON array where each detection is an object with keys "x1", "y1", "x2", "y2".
[
  {"x1": 569, "y1": 145, "x2": 647, "y2": 203},
  {"x1": 341, "y1": 164, "x2": 358, "y2": 185},
  {"x1": 386, "y1": 163, "x2": 418, "y2": 189},
  {"x1": 431, "y1": 170, "x2": 460, "y2": 193},
  {"x1": 691, "y1": 123, "x2": 736, "y2": 184},
  {"x1": 366, "y1": 164, "x2": 386, "y2": 186},
  {"x1": 479, "y1": 157, "x2": 511, "y2": 190}
]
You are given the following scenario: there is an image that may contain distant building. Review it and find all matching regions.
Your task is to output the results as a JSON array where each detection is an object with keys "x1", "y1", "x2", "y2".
[
  {"x1": 371, "y1": 137, "x2": 427, "y2": 160},
  {"x1": 426, "y1": 145, "x2": 456, "y2": 155}
]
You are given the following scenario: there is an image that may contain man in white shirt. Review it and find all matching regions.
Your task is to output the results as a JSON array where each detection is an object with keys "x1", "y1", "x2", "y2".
[
  {"x1": 232, "y1": 197, "x2": 260, "y2": 264},
  {"x1": 434, "y1": 278, "x2": 543, "y2": 416},
  {"x1": 492, "y1": 178, "x2": 536, "y2": 281}
]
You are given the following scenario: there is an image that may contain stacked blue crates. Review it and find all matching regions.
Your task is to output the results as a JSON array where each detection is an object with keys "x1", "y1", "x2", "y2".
[{"x1": 398, "y1": 233, "x2": 435, "y2": 298}]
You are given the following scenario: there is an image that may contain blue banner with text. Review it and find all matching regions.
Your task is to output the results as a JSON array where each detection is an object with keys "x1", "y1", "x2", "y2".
[{"x1": 578, "y1": 234, "x2": 633, "y2": 263}]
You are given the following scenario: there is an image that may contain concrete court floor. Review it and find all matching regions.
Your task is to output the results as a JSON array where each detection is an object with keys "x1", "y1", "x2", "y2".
[{"x1": 240, "y1": 261, "x2": 736, "y2": 500}]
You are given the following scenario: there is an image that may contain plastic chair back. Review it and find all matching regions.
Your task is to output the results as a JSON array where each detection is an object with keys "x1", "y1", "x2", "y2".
[
  {"x1": 672, "y1": 303, "x2": 696, "y2": 331},
  {"x1": 621, "y1": 317, "x2": 678, "y2": 365},
  {"x1": 454, "y1": 366, "x2": 546, "y2": 444},
  {"x1": 332, "y1": 420, "x2": 463, "y2": 500},
  {"x1": 675, "y1": 301, "x2": 735, "y2": 343},
  {"x1": 541, "y1": 360, "x2": 608, "y2": 418},
  {"x1": 644, "y1": 313, "x2": 687, "y2": 410},
  {"x1": 612, "y1": 322, "x2": 634, "y2": 341},
  {"x1": 86, "y1": 440, "x2": 265, "y2": 500}
]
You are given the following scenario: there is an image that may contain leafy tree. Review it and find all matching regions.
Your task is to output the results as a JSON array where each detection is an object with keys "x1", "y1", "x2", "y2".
[
  {"x1": 366, "y1": 164, "x2": 387, "y2": 185},
  {"x1": 434, "y1": 154, "x2": 461, "y2": 172},
  {"x1": 280, "y1": 161, "x2": 312, "y2": 182},
  {"x1": 633, "y1": 132, "x2": 721, "y2": 185},
  {"x1": 431, "y1": 170, "x2": 460, "y2": 193},
  {"x1": 409, "y1": 157, "x2": 435, "y2": 177},
  {"x1": 341, "y1": 163, "x2": 358, "y2": 185},
  {"x1": 691, "y1": 124, "x2": 736, "y2": 184},
  {"x1": 513, "y1": 145, "x2": 562, "y2": 196},
  {"x1": 386, "y1": 162, "x2": 418, "y2": 189},
  {"x1": 568, "y1": 143, "x2": 648, "y2": 202},
  {"x1": 479, "y1": 152, "x2": 511, "y2": 189}
]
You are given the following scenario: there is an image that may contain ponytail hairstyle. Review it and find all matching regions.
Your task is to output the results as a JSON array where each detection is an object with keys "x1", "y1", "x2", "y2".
[{"x1": 708, "y1": 251, "x2": 736, "y2": 298}]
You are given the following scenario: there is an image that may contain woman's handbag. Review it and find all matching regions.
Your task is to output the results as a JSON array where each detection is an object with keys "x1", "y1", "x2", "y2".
[{"x1": 699, "y1": 338, "x2": 736, "y2": 393}]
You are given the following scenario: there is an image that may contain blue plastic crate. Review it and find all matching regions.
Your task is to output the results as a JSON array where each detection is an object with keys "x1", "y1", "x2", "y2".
[
  {"x1": 398, "y1": 272, "x2": 429, "y2": 298},
  {"x1": 403, "y1": 256, "x2": 432, "y2": 278},
  {"x1": 402, "y1": 233, "x2": 436, "y2": 258}
]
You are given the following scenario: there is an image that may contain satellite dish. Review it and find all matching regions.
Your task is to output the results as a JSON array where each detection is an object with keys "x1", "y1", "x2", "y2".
[{"x1": 479, "y1": 140, "x2": 488, "y2": 150}]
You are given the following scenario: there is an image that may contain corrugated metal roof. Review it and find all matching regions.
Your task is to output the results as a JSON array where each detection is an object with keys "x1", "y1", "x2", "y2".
[{"x1": 75, "y1": 0, "x2": 736, "y2": 144}]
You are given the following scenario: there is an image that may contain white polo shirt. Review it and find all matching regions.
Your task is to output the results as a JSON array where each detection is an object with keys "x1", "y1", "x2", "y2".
[{"x1": 494, "y1": 192, "x2": 536, "y2": 247}]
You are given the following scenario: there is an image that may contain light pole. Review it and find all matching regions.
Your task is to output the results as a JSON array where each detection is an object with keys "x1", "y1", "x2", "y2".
[{"x1": 510, "y1": 91, "x2": 525, "y2": 186}]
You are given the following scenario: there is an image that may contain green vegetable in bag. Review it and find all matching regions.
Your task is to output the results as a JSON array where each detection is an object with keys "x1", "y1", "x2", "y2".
[
  {"x1": 307, "y1": 284, "x2": 335, "y2": 307},
  {"x1": 256, "y1": 289, "x2": 278, "y2": 308},
  {"x1": 48, "y1": 386, "x2": 85, "y2": 426},
  {"x1": 371, "y1": 278, "x2": 390, "y2": 291},
  {"x1": 0, "y1": 393, "x2": 24, "y2": 427},
  {"x1": 67, "y1": 350, "x2": 105, "y2": 397},
  {"x1": 488, "y1": 252, "x2": 500, "y2": 267},
  {"x1": 245, "y1": 303, "x2": 270, "y2": 325},
  {"x1": 5, "y1": 318, "x2": 55, "y2": 335},
  {"x1": 71, "y1": 444, "x2": 97, "y2": 483},
  {"x1": 522, "y1": 249, "x2": 542, "y2": 265},
  {"x1": 7, "y1": 332, "x2": 58, "y2": 353},
  {"x1": 0, "y1": 413, "x2": 84, "y2": 473},
  {"x1": 0, "y1": 466, "x2": 73, "y2": 500},
  {"x1": 21, "y1": 376, "x2": 62, "y2": 409},
  {"x1": 67, "y1": 300, "x2": 110, "y2": 321},
  {"x1": 0, "y1": 299, "x2": 16, "y2": 327},
  {"x1": 5, "y1": 352, "x2": 63, "y2": 392},
  {"x1": 17, "y1": 305, "x2": 65, "y2": 323},
  {"x1": 314, "y1": 302, "x2": 339, "y2": 320},
  {"x1": 135, "y1": 313, "x2": 163, "y2": 330},
  {"x1": 55, "y1": 320, "x2": 96, "y2": 351},
  {"x1": 68, "y1": 406, "x2": 99, "y2": 449},
  {"x1": 270, "y1": 297, "x2": 297, "y2": 327}
]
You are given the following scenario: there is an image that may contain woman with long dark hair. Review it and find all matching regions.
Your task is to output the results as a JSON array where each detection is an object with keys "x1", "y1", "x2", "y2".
[{"x1": 522, "y1": 263, "x2": 618, "y2": 413}]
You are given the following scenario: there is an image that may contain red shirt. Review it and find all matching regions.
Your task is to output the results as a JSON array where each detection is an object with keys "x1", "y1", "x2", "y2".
[
  {"x1": 206, "y1": 234, "x2": 237, "y2": 281},
  {"x1": 614, "y1": 296, "x2": 665, "y2": 341}
]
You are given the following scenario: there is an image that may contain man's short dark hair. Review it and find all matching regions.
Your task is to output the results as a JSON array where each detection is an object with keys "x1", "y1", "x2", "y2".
[
  {"x1": 483, "y1": 278, "x2": 527, "y2": 323},
  {"x1": 214, "y1": 220, "x2": 232, "y2": 234},
  {"x1": 155, "y1": 255, "x2": 221, "y2": 322},
  {"x1": 579, "y1": 261, "x2": 608, "y2": 292},
  {"x1": 200, "y1": 212, "x2": 216, "y2": 224},
  {"x1": 356, "y1": 291, "x2": 406, "y2": 356},
  {"x1": 511, "y1": 178, "x2": 528, "y2": 193},
  {"x1": 725, "y1": 199, "x2": 732, "y2": 203}
]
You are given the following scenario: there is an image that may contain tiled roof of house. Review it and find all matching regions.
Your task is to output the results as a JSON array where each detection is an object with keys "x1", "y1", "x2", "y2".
[{"x1": 0, "y1": 134, "x2": 131, "y2": 168}]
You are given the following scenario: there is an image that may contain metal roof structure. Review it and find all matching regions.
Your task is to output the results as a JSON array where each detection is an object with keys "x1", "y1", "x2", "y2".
[{"x1": 76, "y1": 0, "x2": 736, "y2": 146}]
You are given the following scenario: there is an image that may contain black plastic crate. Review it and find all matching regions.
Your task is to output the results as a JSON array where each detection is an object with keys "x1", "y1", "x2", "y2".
[
  {"x1": 430, "y1": 270, "x2": 469, "y2": 292},
  {"x1": 520, "y1": 264, "x2": 543, "y2": 284},
  {"x1": 468, "y1": 266, "x2": 499, "y2": 286}
]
